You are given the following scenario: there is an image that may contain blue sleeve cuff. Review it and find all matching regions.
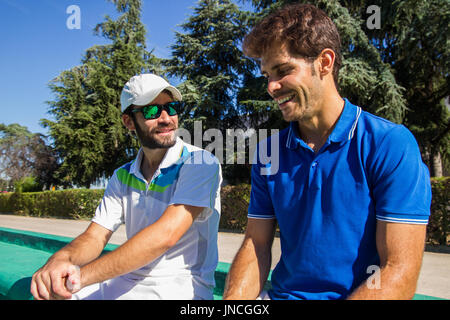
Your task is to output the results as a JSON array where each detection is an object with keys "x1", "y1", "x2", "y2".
[
  {"x1": 376, "y1": 212, "x2": 429, "y2": 225},
  {"x1": 247, "y1": 212, "x2": 276, "y2": 220}
]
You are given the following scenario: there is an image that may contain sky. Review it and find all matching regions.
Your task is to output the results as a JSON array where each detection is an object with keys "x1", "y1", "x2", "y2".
[{"x1": 0, "y1": 0, "x2": 249, "y2": 136}]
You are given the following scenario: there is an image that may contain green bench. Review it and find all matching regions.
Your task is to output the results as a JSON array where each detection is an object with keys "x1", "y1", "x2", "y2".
[
  {"x1": 0, "y1": 227, "x2": 443, "y2": 300},
  {"x1": 0, "y1": 227, "x2": 245, "y2": 300}
]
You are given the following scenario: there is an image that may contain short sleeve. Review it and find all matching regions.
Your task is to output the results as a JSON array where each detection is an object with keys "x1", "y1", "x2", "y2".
[
  {"x1": 170, "y1": 150, "x2": 222, "y2": 222},
  {"x1": 369, "y1": 125, "x2": 431, "y2": 224},
  {"x1": 91, "y1": 172, "x2": 124, "y2": 231},
  {"x1": 248, "y1": 158, "x2": 276, "y2": 220}
]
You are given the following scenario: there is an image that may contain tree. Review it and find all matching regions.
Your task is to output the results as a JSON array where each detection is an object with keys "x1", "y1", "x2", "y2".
[
  {"x1": 166, "y1": 0, "x2": 407, "y2": 182},
  {"x1": 164, "y1": 0, "x2": 257, "y2": 131},
  {"x1": 14, "y1": 176, "x2": 41, "y2": 193},
  {"x1": 0, "y1": 123, "x2": 58, "y2": 190},
  {"x1": 247, "y1": 0, "x2": 449, "y2": 176},
  {"x1": 0, "y1": 123, "x2": 35, "y2": 185},
  {"x1": 322, "y1": 0, "x2": 450, "y2": 176},
  {"x1": 42, "y1": 0, "x2": 161, "y2": 188},
  {"x1": 165, "y1": 0, "x2": 263, "y2": 183},
  {"x1": 31, "y1": 134, "x2": 60, "y2": 190},
  {"x1": 368, "y1": 0, "x2": 449, "y2": 177},
  {"x1": 246, "y1": 0, "x2": 407, "y2": 122}
]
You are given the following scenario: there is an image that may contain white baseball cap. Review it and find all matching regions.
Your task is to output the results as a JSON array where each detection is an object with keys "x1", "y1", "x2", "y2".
[{"x1": 120, "y1": 74, "x2": 182, "y2": 112}]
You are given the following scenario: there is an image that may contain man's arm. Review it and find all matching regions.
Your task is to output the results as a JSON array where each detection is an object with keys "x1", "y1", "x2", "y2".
[
  {"x1": 76, "y1": 204, "x2": 204, "y2": 290},
  {"x1": 223, "y1": 218, "x2": 276, "y2": 300},
  {"x1": 347, "y1": 220, "x2": 427, "y2": 299},
  {"x1": 30, "y1": 222, "x2": 113, "y2": 300}
]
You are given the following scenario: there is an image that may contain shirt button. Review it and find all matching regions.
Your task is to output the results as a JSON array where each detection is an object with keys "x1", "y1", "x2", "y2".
[{"x1": 311, "y1": 161, "x2": 318, "y2": 167}]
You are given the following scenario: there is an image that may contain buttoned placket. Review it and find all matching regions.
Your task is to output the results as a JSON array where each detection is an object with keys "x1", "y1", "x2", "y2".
[
  {"x1": 301, "y1": 139, "x2": 333, "y2": 189},
  {"x1": 146, "y1": 168, "x2": 161, "y2": 195},
  {"x1": 132, "y1": 164, "x2": 161, "y2": 196}
]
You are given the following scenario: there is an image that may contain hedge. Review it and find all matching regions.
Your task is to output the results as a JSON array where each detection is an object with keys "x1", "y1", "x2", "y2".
[
  {"x1": 427, "y1": 177, "x2": 449, "y2": 246},
  {"x1": 0, "y1": 189, "x2": 104, "y2": 220},
  {"x1": 0, "y1": 178, "x2": 448, "y2": 245},
  {"x1": 219, "y1": 184, "x2": 251, "y2": 232}
]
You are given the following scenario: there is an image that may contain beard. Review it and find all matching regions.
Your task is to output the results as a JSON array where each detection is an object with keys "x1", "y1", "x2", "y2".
[{"x1": 133, "y1": 120, "x2": 177, "y2": 149}]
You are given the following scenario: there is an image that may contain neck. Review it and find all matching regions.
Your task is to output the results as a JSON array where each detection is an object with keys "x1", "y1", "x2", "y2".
[
  {"x1": 140, "y1": 147, "x2": 168, "y2": 182},
  {"x1": 297, "y1": 91, "x2": 344, "y2": 152}
]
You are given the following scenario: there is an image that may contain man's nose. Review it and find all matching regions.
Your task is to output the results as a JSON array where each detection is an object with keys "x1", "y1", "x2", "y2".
[
  {"x1": 267, "y1": 78, "x2": 282, "y2": 96},
  {"x1": 157, "y1": 110, "x2": 171, "y2": 123}
]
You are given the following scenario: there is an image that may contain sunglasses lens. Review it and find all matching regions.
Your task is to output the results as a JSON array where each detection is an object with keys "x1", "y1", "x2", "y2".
[
  {"x1": 168, "y1": 106, "x2": 177, "y2": 116},
  {"x1": 137, "y1": 102, "x2": 182, "y2": 119},
  {"x1": 167, "y1": 102, "x2": 181, "y2": 116},
  {"x1": 144, "y1": 106, "x2": 160, "y2": 119}
]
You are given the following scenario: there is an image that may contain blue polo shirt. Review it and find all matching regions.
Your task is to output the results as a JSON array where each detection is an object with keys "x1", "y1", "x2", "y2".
[{"x1": 248, "y1": 99, "x2": 431, "y2": 300}]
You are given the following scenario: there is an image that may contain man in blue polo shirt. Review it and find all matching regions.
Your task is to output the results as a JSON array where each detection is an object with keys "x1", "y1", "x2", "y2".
[{"x1": 223, "y1": 3, "x2": 431, "y2": 300}]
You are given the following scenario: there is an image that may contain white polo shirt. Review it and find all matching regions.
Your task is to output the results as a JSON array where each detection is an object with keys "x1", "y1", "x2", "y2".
[{"x1": 91, "y1": 137, "x2": 222, "y2": 299}]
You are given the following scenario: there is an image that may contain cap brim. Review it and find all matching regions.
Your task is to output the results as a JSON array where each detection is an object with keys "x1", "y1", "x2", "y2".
[
  {"x1": 164, "y1": 86, "x2": 183, "y2": 102},
  {"x1": 134, "y1": 85, "x2": 182, "y2": 106}
]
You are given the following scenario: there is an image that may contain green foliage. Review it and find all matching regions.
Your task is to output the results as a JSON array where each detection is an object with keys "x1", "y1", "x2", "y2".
[
  {"x1": 246, "y1": 0, "x2": 408, "y2": 123},
  {"x1": 164, "y1": 0, "x2": 264, "y2": 183},
  {"x1": 335, "y1": 0, "x2": 450, "y2": 175},
  {"x1": 14, "y1": 176, "x2": 42, "y2": 193},
  {"x1": 42, "y1": 0, "x2": 160, "y2": 188},
  {"x1": 0, "y1": 124, "x2": 58, "y2": 190},
  {"x1": 0, "y1": 189, "x2": 104, "y2": 220},
  {"x1": 254, "y1": 0, "x2": 449, "y2": 176},
  {"x1": 0, "y1": 179, "x2": 12, "y2": 192},
  {"x1": 0, "y1": 192, "x2": 14, "y2": 213},
  {"x1": 0, "y1": 124, "x2": 36, "y2": 183},
  {"x1": 25, "y1": 0, "x2": 448, "y2": 186},
  {"x1": 387, "y1": 0, "x2": 450, "y2": 176},
  {"x1": 219, "y1": 184, "x2": 251, "y2": 232},
  {"x1": 165, "y1": 0, "x2": 258, "y2": 131},
  {"x1": 0, "y1": 186, "x2": 252, "y2": 230},
  {"x1": 219, "y1": 180, "x2": 450, "y2": 245},
  {"x1": 0, "y1": 180, "x2": 447, "y2": 246},
  {"x1": 427, "y1": 177, "x2": 450, "y2": 246}
]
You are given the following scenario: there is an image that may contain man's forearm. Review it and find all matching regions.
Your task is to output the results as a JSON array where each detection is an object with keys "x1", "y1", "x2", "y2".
[
  {"x1": 30, "y1": 222, "x2": 112, "y2": 300},
  {"x1": 348, "y1": 222, "x2": 426, "y2": 300},
  {"x1": 347, "y1": 263, "x2": 419, "y2": 300},
  {"x1": 54, "y1": 234, "x2": 105, "y2": 266},
  {"x1": 223, "y1": 238, "x2": 272, "y2": 300},
  {"x1": 78, "y1": 204, "x2": 200, "y2": 289},
  {"x1": 79, "y1": 224, "x2": 172, "y2": 288},
  {"x1": 51, "y1": 223, "x2": 111, "y2": 267}
]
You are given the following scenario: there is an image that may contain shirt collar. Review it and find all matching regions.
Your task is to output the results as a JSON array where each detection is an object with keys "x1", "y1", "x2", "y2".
[
  {"x1": 286, "y1": 121, "x2": 302, "y2": 149},
  {"x1": 328, "y1": 98, "x2": 362, "y2": 143},
  {"x1": 130, "y1": 137, "x2": 184, "y2": 177},
  {"x1": 286, "y1": 98, "x2": 362, "y2": 150}
]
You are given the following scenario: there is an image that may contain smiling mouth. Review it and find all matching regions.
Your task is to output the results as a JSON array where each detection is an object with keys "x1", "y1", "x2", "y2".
[
  {"x1": 275, "y1": 94, "x2": 295, "y2": 106},
  {"x1": 153, "y1": 127, "x2": 176, "y2": 135},
  {"x1": 156, "y1": 129, "x2": 174, "y2": 135}
]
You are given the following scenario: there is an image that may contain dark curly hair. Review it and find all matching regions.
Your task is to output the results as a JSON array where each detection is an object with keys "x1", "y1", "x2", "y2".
[{"x1": 243, "y1": 3, "x2": 341, "y2": 87}]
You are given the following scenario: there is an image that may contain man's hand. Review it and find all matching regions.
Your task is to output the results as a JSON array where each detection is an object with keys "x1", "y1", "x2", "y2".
[
  {"x1": 29, "y1": 222, "x2": 112, "y2": 300},
  {"x1": 30, "y1": 258, "x2": 79, "y2": 300},
  {"x1": 76, "y1": 204, "x2": 205, "y2": 289},
  {"x1": 65, "y1": 265, "x2": 81, "y2": 294}
]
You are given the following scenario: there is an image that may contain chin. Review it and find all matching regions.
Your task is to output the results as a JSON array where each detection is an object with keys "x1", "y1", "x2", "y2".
[
  {"x1": 281, "y1": 109, "x2": 300, "y2": 122},
  {"x1": 155, "y1": 136, "x2": 177, "y2": 148},
  {"x1": 283, "y1": 104, "x2": 310, "y2": 123}
]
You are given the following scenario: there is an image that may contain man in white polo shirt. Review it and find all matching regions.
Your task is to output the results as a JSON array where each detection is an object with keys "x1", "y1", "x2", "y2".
[{"x1": 30, "y1": 74, "x2": 222, "y2": 300}]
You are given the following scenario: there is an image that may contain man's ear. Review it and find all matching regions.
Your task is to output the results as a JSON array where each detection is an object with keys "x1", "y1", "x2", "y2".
[
  {"x1": 317, "y1": 48, "x2": 335, "y2": 77},
  {"x1": 122, "y1": 113, "x2": 136, "y2": 131}
]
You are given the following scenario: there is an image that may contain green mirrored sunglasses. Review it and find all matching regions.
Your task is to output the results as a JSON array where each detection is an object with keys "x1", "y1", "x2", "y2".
[{"x1": 131, "y1": 101, "x2": 182, "y2": 119}]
